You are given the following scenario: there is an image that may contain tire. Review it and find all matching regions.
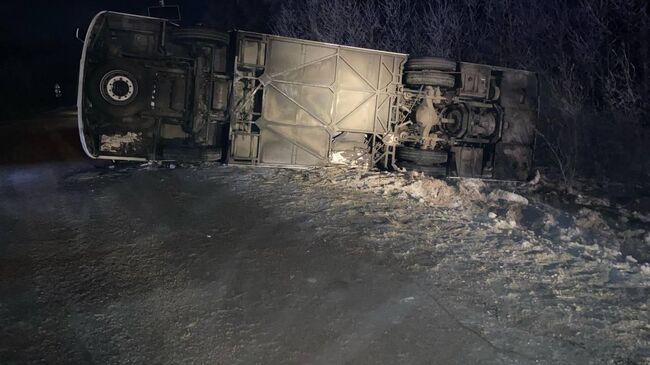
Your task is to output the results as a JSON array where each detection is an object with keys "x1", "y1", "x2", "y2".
[
  {"x1": 398, "y1": 161, "x2": 447, "y2": 177},
  {"x1": 405, "y1": 57, "x2": 456, "y2": 72},
  {"x1": 86, "y1": 61, "x2": 152, "y2": 118},
  {"x1": 405, "y1": 71, "x2": 455, "y2": 88},
  {"x1": 396, "y1": 146, "x2": 449, "y2": 165},
  {"x1": 172, "y1": 27, "x2": 229, "y2": 45}
]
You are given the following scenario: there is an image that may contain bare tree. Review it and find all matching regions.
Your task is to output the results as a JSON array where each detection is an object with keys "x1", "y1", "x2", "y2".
[
  {"x1": 605, "y1": 47, "x2": 642, "y2": 118},
  {"x1": 271, "y1": 0, "x2": 381, "y2": 48},
  {"x1": 414, "y1": 0, "x2": 462, "y2": 58}
]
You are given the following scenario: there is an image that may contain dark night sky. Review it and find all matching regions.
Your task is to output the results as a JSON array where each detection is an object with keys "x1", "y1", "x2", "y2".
[
  {"x1": 1, "y1": 0, "x2": 275, "y2": 48},
  {"x1": 0, "y1": 1, "x2": 276, "y2": 117}
]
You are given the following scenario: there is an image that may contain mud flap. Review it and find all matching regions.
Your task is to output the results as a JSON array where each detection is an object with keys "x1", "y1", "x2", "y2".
[{"x1": 451, "y1": 146, "x2": 484, "y2": 178}]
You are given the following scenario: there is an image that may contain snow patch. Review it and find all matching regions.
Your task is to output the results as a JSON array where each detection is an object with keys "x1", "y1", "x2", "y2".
[
  {"x1": 402, "y1": 178, "x2": 461, "y2": 207},
  {"x1": 307, "y1": 168, "x2": 477, "y2": 208},
  {"x1": 458, "y1": 179, "x2": 486, "y2": 202},
  {"x1": 487, "y1": 189, "x2": 529, "y2": 205},
  {"x1": 329, "y1": 150, "x2": 371, "y2": 169},
  {"x1": 641, "y1": 265, "x2": 650, "y2": 275},
  {"x1": 100, "y1": 132, "x2": 142, "y2": 153}
]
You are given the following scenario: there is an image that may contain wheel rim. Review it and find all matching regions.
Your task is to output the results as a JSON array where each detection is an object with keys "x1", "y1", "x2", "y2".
[
  {"x1": 442, "y1": 104, "x2": 469, "y2": 138},
  {"x1": 100, "y1": 70, "x2": 138, "y2": 105}
]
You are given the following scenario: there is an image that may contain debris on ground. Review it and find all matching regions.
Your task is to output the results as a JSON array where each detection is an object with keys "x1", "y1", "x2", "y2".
[
  {"x1": 276, "y1": 167, "x2": 649, "y2": 363},
  {"x1": 487, "y1": 189, "x2": 529, "y2": 205},
  {"x1": 575, "y1": 208, "x2": 609, "y2": 231},
  {"x1": 329, "y1": 149, "x2": 372, "y2": 169},
  {"x1": 457, "y1": 179, "x2": 487, "y2": 202},
  {"x1": 8, "y1": 163, "x2": 647, "y2": 363}
]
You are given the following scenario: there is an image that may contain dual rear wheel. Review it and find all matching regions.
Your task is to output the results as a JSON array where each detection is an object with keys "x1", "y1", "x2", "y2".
[
  {"x1": 404, "y1": 56, "x2": 457, "y2": 89},
  {"x1": 396, "y1": 146, "x2": 448, "y2": 177},
  {"x1": 399, "y1": 57, "x2": 457, "y2": 176}
]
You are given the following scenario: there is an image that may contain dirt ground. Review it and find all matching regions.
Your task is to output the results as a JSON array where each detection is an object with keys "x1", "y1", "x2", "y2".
[{"x1": 0, "y1": 112, "x2": 648, "y2": 364}]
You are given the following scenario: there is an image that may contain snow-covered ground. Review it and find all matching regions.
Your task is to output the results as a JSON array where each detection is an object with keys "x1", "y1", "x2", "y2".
[
  {"x1": 241, "y1": 165, "x2": 650, "y2": 363},
  {"x1": 1, "y1": 161, "x2": 648, "y2": 364}
]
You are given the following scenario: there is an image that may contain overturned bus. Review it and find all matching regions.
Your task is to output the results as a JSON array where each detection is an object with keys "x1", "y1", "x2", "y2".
[{"x1": 78, "y1": 11, "x2": 538, "y2": 180}]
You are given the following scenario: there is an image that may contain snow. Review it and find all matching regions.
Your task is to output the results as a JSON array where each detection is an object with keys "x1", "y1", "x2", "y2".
[
  {"x1": 4, "y1": 162, "x2": 648, "y2": 363},
  {"x1": 329, "y1": 150, "x2": 371, "y2": 168},
  {"x1": 260, "y1": 166, "x2": 649, "y2": 362},
  {"x1": 305, "y1": 167, "x2": 483, "y2": 208},
  {"x1": 99, "y1": 132, "x2": 141, "y2": 153},
  {"x1": 487, "y1": 189, "x2": 529, "y2": 205}
]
